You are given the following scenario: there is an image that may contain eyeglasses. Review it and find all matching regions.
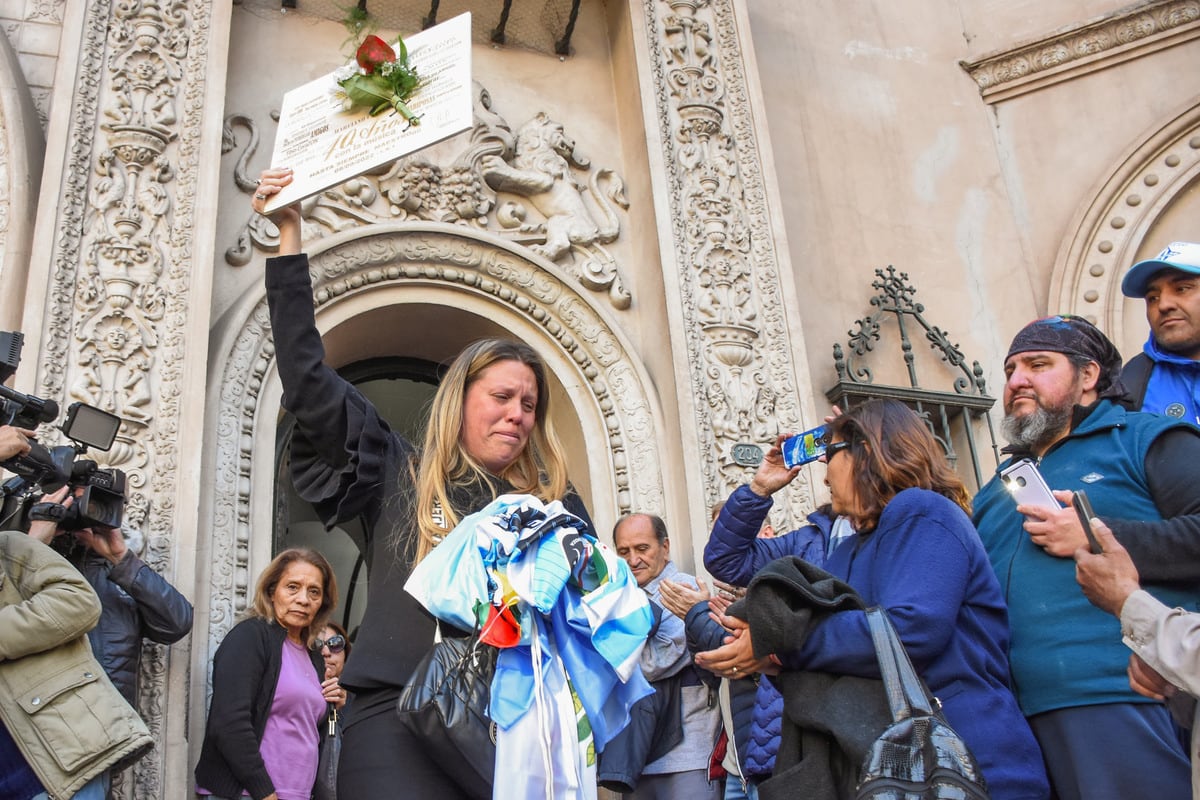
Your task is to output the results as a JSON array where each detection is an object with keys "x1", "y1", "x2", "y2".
[
  {"x1": 312, "y1": 634, "x2": 346, "y2": 654},
  {"x1": 822, "y1": 440, "x2": 852, "y2": 462}
]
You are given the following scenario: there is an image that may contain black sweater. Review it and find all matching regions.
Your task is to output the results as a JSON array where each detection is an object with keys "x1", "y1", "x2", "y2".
[{"x1": 194, "y1": 617, "x2": 325, "y2": 800}]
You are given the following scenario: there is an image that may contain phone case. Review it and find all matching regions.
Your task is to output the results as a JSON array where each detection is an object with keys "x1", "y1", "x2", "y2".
[
  {"x1": 782, "y1": 425, "x2": 827, "y2": 468},
  {"x1": 999, "y1": 459, "x2": 1061, "y2": 509}
]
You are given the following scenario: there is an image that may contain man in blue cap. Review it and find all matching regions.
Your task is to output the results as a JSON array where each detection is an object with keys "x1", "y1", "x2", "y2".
[{"x1": 1120, "y1": 241, "x2": 1200, "y2": 421}]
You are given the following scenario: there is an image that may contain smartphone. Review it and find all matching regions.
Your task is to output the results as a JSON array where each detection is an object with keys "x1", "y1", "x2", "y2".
[
  {"x1": 1072, "y1": 490, "x2": 1103, "y2": 554},
  {"x1": 781, "y1": 425, "x2": 827, "y2": 468},
  {"x1": 999, "y1": 458, "x2": 1061, "y2": 510}
]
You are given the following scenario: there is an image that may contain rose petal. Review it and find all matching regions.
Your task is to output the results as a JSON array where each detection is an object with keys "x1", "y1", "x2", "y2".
[{"x1": 356, "y1": 35, "x2": 396, "y2": 74}]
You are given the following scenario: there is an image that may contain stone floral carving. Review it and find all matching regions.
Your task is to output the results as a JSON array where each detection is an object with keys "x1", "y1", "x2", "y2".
[
  {"x1": 38, "y1": 1, "x2": 211, "y2": 797},
  {"x1": 223, "y1": 84, "x2": 632, "y2": 308},
  {"x1": 644, "y1": 0, "x2": 814, "y2": 525},
  {"x1": 962, "y1": 0, "x2": 1200, "y2": 101}
]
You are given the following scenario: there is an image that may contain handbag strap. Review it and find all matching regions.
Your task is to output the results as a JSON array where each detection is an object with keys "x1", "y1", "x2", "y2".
[{"x1": 866, "y1": 606, "x2": 934, "y2": 722}]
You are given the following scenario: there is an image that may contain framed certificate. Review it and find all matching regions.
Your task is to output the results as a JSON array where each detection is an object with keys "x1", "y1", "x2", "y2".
[{"x1": 264, "y1": 12, "x2": 473, "y2": 214}]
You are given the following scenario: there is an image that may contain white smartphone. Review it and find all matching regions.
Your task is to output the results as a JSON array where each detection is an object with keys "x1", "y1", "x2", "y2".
[{"x1": 999, "y1": 458, "x2": 1062, "y2": 510}]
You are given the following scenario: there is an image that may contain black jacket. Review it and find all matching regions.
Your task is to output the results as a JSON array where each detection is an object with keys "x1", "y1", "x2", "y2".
[
  {"x1": 60, "y1": 545, "x2": 193, "y2": 705},
  {"x1": 194, "y1": 616, "x2": 325, "y2": 800},
  {"x1": 734, "y1": 558, "x2": 892, "y2": 800}
]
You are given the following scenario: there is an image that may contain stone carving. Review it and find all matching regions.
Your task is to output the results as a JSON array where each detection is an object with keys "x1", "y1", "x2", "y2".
[
  {"x1": 641, "y1": 0, "x2": 814, "y2": 526},
  {"x1": 481, "y1": 112, "x2": 630, "y2": 305},
  {"x1": 961, "y1": 0, "x2": 1200, "y2": 102},
  {"x1": 34, "y1": 1, "x2": 215, "y2": 797},
  {"x1": 223, "y1": 84, "x2": 632, "y2": 308},
  {"x1": 1050, "y1": 103, "x2": 1200, "y2": 345}
]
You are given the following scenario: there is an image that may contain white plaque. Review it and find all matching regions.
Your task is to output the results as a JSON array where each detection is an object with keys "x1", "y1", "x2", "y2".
[{"x1": 264, "y1": 12, "x2": 473, "y2": 214}]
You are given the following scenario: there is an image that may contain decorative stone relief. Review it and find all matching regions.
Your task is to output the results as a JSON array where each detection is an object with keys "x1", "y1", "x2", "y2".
[
  {"x1": 207, "y1": 225, "x2": 665, "y2": 670},
  {"x1": 640, "y1": 0, "x2": 813, "y2": 525},
  {"x1": 223, "y1": 83, "x2": 633, "y2": 308},
  {"x1": 35, "y1": 1, "x2": 218, "y2": 797},
  {"x1": 961, "y1": 0, "x2": 1200, "y2": 103},
  {"x1": 1050, "y1": 101, "x2": 1200, "y2": 344}
]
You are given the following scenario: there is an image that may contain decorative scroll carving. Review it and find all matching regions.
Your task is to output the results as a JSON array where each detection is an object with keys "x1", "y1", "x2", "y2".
[
  {"x1": 961, "y1": 0, "x2": 1200, "y2": 103},
  {"x1": 223, "y1": 84, "x2": 633, "y2": 308},
  {"x1": 641, "y1": 0, "x2": 813, "y2": 525},
  {"x1": 36, "y1": 1, "x2": 216, "y2": 797},
  {"x1": 207, "y1": 226, "x2": 665, "y2": 687},
  {"x1": 1050, "y1": 101, "x2": 1200, "y2": 344}
]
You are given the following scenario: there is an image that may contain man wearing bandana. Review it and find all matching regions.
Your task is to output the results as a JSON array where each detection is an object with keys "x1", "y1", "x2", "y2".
[
  {"x1": 973, "y1": 315, "x2": 1200, "y2": 800},
  {"x1": 1120, "y1": 241, "x2": 1200, "y2": 422}
]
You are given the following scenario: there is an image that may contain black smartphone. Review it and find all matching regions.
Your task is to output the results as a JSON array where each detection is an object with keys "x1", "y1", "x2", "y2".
[{"x1": 1072, "y1": 490, "x2": 1103, "y2": 554}]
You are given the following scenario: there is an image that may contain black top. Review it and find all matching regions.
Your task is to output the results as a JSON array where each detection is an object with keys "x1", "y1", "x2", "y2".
[
  {"x1": 264, "y1": 254, "x2": 593, "y2": 690},
  {"x1": 194, "y1": 616, "x2": 325, "y2": 800}
]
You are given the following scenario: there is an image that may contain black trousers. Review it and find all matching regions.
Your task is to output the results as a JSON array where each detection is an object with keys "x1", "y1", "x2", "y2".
[{"x1": 337, "y1": 687, "x2": 475, "y2": 799}]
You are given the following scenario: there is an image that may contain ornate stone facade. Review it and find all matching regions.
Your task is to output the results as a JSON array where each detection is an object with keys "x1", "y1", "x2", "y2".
[{"x1": 636, "y1": 0, "x2": 817, "y2": 525}]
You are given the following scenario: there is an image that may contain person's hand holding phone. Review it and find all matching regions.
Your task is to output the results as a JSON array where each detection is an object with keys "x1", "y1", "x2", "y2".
[
  {"x1": 1073, "y1": 516, "x2": 1141, "y2": 616},
  {"x1": 1019, "y1": 489, "x2": 1095, "y2": 558},
  {"x1": 749, "y1": 433, "x2": 803, "y2": 498}
]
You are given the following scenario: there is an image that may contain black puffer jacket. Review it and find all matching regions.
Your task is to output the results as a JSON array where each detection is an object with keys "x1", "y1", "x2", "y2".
[{"x1": 62, "y1": 545, "x2": 194, "y2": 705}]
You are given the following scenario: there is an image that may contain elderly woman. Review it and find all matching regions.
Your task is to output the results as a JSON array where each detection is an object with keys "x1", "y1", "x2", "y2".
[
  {"x1": 250, "y1": 169, "x2": 594, "y2": 798},
  {"x1": 195, "y1": 547, "x2": 338, "y2": 800},
  {"x1": 695, "y1": 400, "x2": 1049, "y2": 799}
]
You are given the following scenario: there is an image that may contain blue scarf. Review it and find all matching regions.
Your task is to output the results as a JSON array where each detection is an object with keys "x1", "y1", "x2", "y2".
[{"x1": 1141, "y1": 336, "x2": 1200, "y2": 423}]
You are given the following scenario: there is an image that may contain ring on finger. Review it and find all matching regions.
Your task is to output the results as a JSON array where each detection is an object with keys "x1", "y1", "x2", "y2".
[{"x1": 254, "y1": 192, "x2": 267, "y2": 200}]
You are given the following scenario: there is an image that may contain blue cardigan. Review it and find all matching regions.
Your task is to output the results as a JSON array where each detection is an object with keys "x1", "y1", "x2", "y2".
[{"x1": 784, "y1": 488, "x2": 1049, "y2": 800}]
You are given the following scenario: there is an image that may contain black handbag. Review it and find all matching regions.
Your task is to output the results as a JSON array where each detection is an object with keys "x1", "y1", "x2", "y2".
[
  {"x1": 396, "y1": 631, "x2": 499, "y2": 799},
  {"x1": 313, "y1": 706, "x2": 340, "y2": 800},
  {"x1": 857, "y1": 608, "x2": 990, "y2": 799}
]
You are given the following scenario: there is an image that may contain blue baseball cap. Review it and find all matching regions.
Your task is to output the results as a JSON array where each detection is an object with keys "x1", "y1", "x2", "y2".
[{"x1": 1122, "y1": 241, "x2": 1200, "y2": 298}]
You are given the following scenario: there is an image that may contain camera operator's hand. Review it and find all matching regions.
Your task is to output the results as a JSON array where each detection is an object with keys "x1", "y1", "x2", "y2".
[
  {"x1": 0, "y1": 424, "x2": 35, "y2": 461},
  {"x1": 27, "y1": 485, "x2": 71, "y2": 545},
  {"x1": 74, "y1": 524, "x2": 128, "y2": 565}
]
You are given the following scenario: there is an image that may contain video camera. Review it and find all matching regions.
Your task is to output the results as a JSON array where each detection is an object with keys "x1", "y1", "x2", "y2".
[{"x1": 0, "y1": 331, "x2": 126, "y2": 530}]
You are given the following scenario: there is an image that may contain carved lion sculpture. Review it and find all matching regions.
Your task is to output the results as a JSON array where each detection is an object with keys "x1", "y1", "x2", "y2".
[{"x1": 481, "y1": 112, "x2": 627, "y2": 262}]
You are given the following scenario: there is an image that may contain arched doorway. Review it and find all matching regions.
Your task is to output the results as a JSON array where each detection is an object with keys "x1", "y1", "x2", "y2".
[{"x1": 196, "y1": 225, "x2": 669, "y2": 742}]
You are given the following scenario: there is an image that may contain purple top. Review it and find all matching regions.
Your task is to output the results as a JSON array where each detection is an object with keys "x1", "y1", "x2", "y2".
[{"x1": 259, "y1": 639, "x2": 325, "y2": 799}]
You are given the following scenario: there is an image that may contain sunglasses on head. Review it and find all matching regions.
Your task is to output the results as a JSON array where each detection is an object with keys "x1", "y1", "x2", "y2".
[{"x1": 312, "y1": 634, "x2": 346, "y2": 654}]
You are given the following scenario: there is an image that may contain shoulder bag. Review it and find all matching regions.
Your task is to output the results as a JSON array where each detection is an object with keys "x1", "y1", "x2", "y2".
[
  {"x1": 313, "y1": 705, "x2": 340, "y2": 800},
  {"x1": 857, "y1": 607, "x2": 990, "y2": 799},
  {"x1": 396, "y1": 628, "x2": 498, "y2": 799}
]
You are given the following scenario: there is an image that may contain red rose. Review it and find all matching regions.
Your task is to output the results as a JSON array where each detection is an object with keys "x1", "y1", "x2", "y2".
[{"x1": 355, "y1": 35, "x2": 395, "y2": 73}]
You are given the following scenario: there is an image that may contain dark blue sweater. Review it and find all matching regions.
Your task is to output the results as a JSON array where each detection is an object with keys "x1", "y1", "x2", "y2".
[{"x1": 785, "y1": 488, "x2": 1048, "y2": 799}]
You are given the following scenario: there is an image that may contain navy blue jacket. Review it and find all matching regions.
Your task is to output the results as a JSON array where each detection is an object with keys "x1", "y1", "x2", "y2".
[{"x1": 702, "y1": 485, "x2": 834, "y2": 779}]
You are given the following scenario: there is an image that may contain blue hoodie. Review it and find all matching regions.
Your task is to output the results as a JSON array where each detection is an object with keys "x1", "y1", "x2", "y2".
[{"x1": 1140, "y1": 336, "x2": 1200, "y2": 423}]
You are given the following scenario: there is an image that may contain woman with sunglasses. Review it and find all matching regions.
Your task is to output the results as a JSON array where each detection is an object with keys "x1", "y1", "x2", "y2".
[
  {"x1": 695, "y1": 400, "x2": 1049, "y2": 799},
  {"x1": 316, "y1": 623, "x2": 351, "y2": 709}
]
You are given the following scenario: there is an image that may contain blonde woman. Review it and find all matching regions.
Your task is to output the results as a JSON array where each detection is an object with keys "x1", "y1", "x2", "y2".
[{"x1": 250, "y1": 168, "x2": 593, "y2": 799}]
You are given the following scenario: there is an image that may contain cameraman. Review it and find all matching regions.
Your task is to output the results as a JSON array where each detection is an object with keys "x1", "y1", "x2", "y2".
[{"x1": 27, "y1": 486, "x2": 193, "y2": 708}]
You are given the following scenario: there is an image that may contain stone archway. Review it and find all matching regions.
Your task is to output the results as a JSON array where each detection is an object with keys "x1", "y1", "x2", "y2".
[
  {"x1": 1050, "y1": 98, "x2": 1200, "y2": 350},
  {"x1": 197, "y1": 222, "x2": 667, "y2": 692}
]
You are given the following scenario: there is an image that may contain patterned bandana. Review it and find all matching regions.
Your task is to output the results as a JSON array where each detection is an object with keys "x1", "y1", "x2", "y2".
[{"x1": 1006, "y1": 314, "x2": 1127, "y2": 400}]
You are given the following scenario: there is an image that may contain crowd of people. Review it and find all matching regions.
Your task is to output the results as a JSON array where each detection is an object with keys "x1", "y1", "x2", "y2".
[{"x1": 1, "y1": 158, "x2": 1197, "y2": 800}]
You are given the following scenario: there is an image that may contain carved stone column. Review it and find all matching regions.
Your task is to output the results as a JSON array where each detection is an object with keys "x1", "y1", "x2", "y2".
[
  {"x1": 631, "y1": 0, "x2": 819, "y2": 528},
  {"x1": 24, "y1": 1, "x2": 231, "y2": 797}
]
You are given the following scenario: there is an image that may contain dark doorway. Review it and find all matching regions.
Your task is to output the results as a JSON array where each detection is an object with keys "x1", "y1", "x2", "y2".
[{"x1": 273, "y1": 356, "x2": 441, "y2": 639}]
